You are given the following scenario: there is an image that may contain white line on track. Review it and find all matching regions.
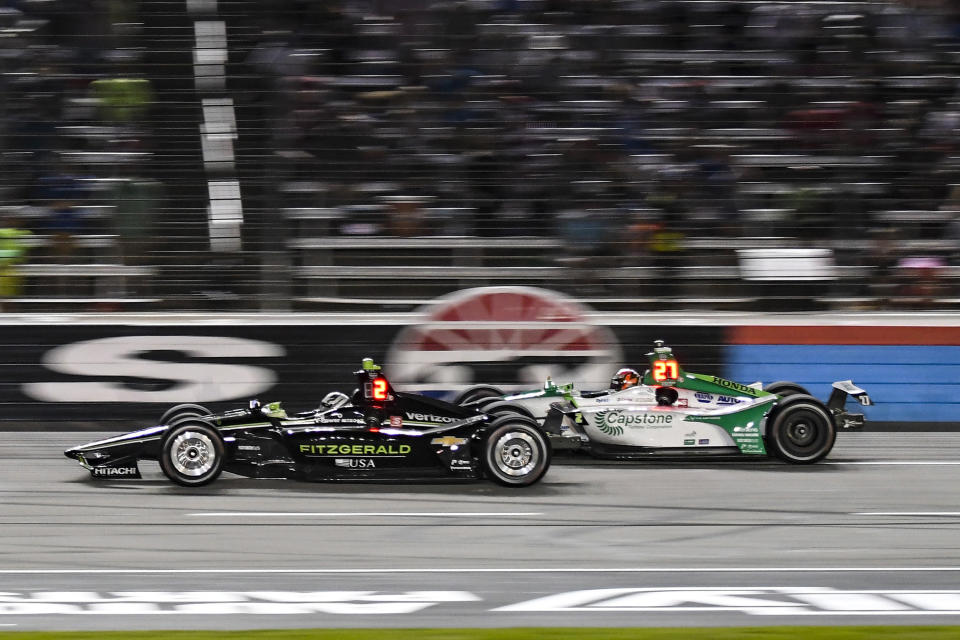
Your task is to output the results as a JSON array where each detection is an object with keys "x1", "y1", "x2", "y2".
[
  {"x1": 186, "y1": 512, "x2": 542, "y2": 517},
  {"x1": 824, "y1": 461, "x2": 960, "y2": 465},
  {"x1": 856, "y1": 512, "x2": 960, "y2": 516},
  {"x1": 4, "y1": 567, "x2": 960, "y2": 575}
]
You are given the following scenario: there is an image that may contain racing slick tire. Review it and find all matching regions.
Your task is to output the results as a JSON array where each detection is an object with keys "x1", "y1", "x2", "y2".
[
  {"x1": 479, "y1": 400, "x2": 537, "y2": 420},
  {"x1": 454, "y1": 385, "x2": 504, "y2": 405},
  {"x1": 159, "y1": 421, "x2": 225, "y2": 487},
  {"x1": 482, "y1": 415, "x2": 551, "y2": 487},
  {"x1": 159, "y1": 403, "x2": 212, "y2": 425},
  {"x1": 765, "y1": 394, "x2": 836, "y2": 464},
  {"x1": 763, "y1": 381, "x2": 811, "y2": 398}
]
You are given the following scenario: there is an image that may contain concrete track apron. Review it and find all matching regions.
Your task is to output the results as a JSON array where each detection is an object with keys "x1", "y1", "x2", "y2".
[{"x1": 1, "y1": 432, "x2": 959, "y2": 630}]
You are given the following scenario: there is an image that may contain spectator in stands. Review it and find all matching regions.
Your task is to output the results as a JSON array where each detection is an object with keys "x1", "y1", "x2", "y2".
[
  {"x1": 33, "y1": 163, "x2": 88, "y2": 263},
  {"x1": 109, "y1": 170, "x2": 163, "y2": 265},
  {"x1": 89, "y1": 76, "x2": 154, "y2": 124},
  {"x1": 0, "y1": 213, "x2": 32, "y2": 311}
]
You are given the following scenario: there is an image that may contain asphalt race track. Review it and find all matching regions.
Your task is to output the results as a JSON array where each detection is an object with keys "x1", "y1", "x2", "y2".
[{"x1": 3, "y1": 432, "x2": 960, "y2": 630}]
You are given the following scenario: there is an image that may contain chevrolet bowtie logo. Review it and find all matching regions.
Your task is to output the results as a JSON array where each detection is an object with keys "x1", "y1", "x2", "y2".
[{"x1": 431, "y1": 436, "x2": 468, "y2": 447}]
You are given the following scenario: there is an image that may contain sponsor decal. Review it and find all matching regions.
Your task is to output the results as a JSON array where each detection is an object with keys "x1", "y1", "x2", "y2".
[
  {"x1": 299, "y1": 444, "x2": 411, "y2": 456},
  {"x1": 405, "y1": 411, "x2": 455, "y2": 424},
  {"x1": 695, "y1": 392, "x2": 713, "y2": 403},
  {"x1": 24, "y1": 336, "x2": 282, "y2": 403},
  {"x1": 91, "y1": 465, "x2": 140, "y2": 478},
  {"x1": 335, "y1": 458, "x2": 376, "y2": 468},
  {"x1": 676, "y1": 398, "x2": 688, "y2": 408},
  {"x1": 316, "y1": 414, "x2": 364, "y2": 425},
  {"x1": 698, "y1": 438, "x2": 710, "y2": 445},
  {"x1": 431, "y1": 436, "x2": 468, "y2": 447},
  {"x1": 706, "y1": 376, "x2": 762, "y2": 396},
  {"x1": 390, "y1": 415, "x2": 403, "y2": 427},
  {"x1": 684, "y1": 431, "x2": 697, "y2": 437},
  {"x1": 450, "y1": 459, "x2": 473, "y2": 468},
  {"x1": 716, "y1": 395, "x2": 739, "y2": 405},
  {"x1": 683, "y1": 439, "x2": 695, "y2": 445},
  {"x1": 595, "y1": 410, "x2": 674, "y2": 435}
]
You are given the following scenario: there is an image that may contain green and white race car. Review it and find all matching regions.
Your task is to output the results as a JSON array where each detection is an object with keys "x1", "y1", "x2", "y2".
[{"x1": 455, "y1": 341, "x2": 872, "y2": 464}]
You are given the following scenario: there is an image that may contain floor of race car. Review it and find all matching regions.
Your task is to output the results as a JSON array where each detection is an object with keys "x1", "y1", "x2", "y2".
[{"x1": 1, "y1": 432, "x2": 959, "y2": 630}]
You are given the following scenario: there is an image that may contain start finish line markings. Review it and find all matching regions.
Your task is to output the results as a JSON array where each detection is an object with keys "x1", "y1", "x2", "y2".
[
  {"x1": 186, "y1": 512, "x2": 542, "y2": 518},
  {"x1": 4, "y1": 588, "x2": 960, "y2": 616}
]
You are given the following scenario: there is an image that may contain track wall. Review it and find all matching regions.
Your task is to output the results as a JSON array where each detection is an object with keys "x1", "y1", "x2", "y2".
[{"x1": 0, "y1": 316, "x2": 955, "y2": 430}]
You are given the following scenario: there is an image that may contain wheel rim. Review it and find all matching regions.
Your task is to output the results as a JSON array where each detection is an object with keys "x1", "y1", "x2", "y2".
[
  {"x1": 777, "y1": 408, "x2": 829, "y2": 458},
  {"x1": 786, "y1": 419, "x2": 815, "y2": 446},
  {"x1": 493, "y1": 431, "x2": 539, "y2": 477},
  {"x1": 170, "y1": 431, "x2": 216, "y2": 477}
]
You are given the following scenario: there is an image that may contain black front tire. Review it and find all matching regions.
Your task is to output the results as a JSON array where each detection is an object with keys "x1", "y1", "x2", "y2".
[
  {"x1": 482, "y1": 416, "x2": 550, "y2": 487},
  {"x1": 455, "y1": 386, "x2": 504, "y2": 405},
  {"x1": 159, "y1": 421, "x2": 225, "y2": 486},
  {"x1": 765, "y1": 395, "x2": 836, "y2": 464},
  {"x1": 159, "y1": 403, "x2": 212, "y2": 425}
]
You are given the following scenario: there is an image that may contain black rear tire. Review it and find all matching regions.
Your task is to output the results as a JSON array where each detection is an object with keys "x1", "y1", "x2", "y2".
[
  {"x1": 764, "y1": 381, "x2": 810, "y2": 398},
  {"x1": 159, "y1": 403, "x2": 212, "y2": 425},
  {"x1": 482, "y1": 415, "x2": 550, "y2": 487},
  {"x1": 455, "y1": 385, "x2": 504, "y2": 405},
  {"x1": 480, "y1": 400, "x2": 537, "y2": 420},
  {"x1": 765, "y1": 395, "x2": 836, "y2": 464},
  {"x1": 159, "y1": 421, "x2": 225, "y2": 486}
]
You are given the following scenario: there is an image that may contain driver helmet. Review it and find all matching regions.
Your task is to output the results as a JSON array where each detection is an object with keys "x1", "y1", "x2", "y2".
[{"x1": 610, "y1": 367, "x2": 640, "y2": 390}]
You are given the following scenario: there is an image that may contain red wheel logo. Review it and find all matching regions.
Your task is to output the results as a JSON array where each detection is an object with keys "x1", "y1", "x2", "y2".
[{"x1": 387, "y1": 287, "x2": 621, "y2": 392}]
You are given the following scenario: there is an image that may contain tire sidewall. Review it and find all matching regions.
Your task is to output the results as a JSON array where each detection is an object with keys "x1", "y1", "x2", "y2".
[
  {"x1": 482, "y1": 417, "x2": 550, "y2": 487},
  {"x1": 768, "y1": 398, "x2": 836, "y2": 463},
  {"x1": 763, "y1": 381, "x2": 811, "y2": 398},
  {"x1": 481, "y1": 400, "x2": 536, "y2": 420},
  {"x1": 455, "y1": 386, "x2": 504, "y2": 405},
  {"x1": 159, "y1": 403, "x2": 212, "y2": 425},
  {"x1": 160, "y1": 421, "x2": 225, "y2": 486}
]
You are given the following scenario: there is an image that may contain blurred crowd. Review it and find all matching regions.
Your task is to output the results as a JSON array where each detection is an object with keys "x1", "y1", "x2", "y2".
[{"x1": 4, "y1": 0, "x2": 960, "y2": 309}]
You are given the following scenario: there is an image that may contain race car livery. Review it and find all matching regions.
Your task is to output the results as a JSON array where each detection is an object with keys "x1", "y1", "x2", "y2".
[
  {"x1": 457, "y1": 341, "x2": 872, "y2": 464},
  {"x1": 65, "y1": 359, "x2": 551, "y2": 487}
]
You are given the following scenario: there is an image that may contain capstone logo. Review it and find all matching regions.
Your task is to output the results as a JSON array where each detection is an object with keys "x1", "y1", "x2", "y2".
[
  {"x1": 593, "y1": 410, "x2": 623, "y2": 436},
  {"x1": 595, "y1": 410, "x2": 674, "y2": 435}
]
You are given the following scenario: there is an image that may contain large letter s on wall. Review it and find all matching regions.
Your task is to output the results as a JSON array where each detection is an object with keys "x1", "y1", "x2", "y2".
[{"x1": 23, "y1": 336, "x2": 284, "y2": 403}]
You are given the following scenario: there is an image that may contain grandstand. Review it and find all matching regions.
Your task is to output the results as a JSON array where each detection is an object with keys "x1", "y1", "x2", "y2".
[{"x1": 3, "y1": 0, "x2": 960, "y2": 311}]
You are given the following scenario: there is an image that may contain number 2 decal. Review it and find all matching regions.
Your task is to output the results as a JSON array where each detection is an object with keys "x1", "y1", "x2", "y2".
[{"x1": 372, "y1": 377, "x2": 388, "y2": 400}]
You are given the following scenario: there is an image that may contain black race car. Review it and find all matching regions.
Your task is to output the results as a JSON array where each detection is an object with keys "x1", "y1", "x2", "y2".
[{"x1": 64, "y1": 359, "x2": 551, "y2": 487}]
